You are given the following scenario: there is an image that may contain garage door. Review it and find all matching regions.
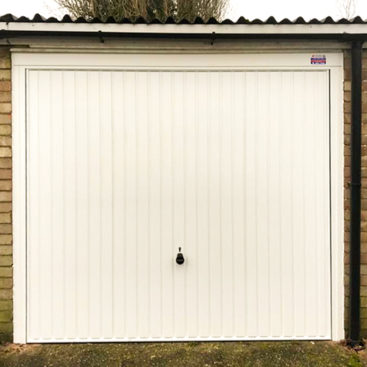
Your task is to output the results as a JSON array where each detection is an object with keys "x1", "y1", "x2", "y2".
[{"x1": 26, "y1": 68, "x2": 331, "y2": 342}]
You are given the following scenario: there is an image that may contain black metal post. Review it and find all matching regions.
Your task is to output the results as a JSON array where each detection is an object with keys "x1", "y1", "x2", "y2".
[{"x1": 349, "y1": 40, "x2": 363, "y2": 346}]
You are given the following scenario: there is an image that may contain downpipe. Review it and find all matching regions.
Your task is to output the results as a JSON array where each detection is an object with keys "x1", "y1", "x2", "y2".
[{"x1": 349, "y1": 40, "x2": 363, "y2": 347}]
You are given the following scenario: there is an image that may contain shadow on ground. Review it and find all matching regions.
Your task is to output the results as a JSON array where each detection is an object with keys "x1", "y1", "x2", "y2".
[{"x1": 0, "y1": 341, "x2": 365, "y2": 367}]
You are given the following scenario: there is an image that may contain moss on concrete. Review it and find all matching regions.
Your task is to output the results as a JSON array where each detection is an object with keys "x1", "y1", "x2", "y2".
[
  {"x1": 0, "y1": 325, "x2": 12, "y2": 344},
  {"x1": 0, "y1": 341, "x2": 365, "y2": 367}
]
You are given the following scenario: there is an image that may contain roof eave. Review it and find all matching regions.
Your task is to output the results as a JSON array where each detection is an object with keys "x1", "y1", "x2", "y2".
[{"x1": 1, "y1": 22, "x2": 367, "y2": 36}]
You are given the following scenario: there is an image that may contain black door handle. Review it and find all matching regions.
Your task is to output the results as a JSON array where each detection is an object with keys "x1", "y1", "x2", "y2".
[{"x1": 176, "y1": 247, "x2": 185, "y2": 265}]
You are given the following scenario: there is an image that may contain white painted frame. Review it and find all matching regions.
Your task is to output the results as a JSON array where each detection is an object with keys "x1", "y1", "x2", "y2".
[{"x1": 12, "y1": 51, "x2": 344, "y2": 343}]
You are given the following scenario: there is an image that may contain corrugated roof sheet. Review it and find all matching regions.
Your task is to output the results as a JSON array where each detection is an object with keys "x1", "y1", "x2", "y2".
[{"x1": 0, "y1": 13, "x2": 366, "y2": 25}]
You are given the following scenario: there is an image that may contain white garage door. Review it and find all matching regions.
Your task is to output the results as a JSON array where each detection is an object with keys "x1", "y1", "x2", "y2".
[{"x1": 26, "y1": 68, "x2": 331, "y2": 342}]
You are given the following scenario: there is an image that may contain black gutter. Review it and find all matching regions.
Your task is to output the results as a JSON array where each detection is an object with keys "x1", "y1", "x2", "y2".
[
  {"x1": 1, "y1": 29, "x2": 367, "y2": 40},
  {"x1": 349, "y1": 40, "x2": 363, "y2": 347}
]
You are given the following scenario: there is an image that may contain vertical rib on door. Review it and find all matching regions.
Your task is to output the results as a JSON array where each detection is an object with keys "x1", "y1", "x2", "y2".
[{"x1": 27, "y1": 69, "x2": 331, "y2": 342}]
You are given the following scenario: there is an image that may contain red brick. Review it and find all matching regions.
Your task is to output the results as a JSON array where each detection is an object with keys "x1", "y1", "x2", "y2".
[
  {"x1": 0, "y1": 82, "x2": 10, "y2": 92},
  {"x1": 0, "y1": 159, "x2": 11, "y2": 169},
  {"x1": 0, "y1": 170, "x2": 11, "y2": 180},
  {"x1": 0, "y1": 192, "x2": 11, "y2": 202},
  {"x1": 0, "y1": 125, "x2": 10, "y2": 136}
]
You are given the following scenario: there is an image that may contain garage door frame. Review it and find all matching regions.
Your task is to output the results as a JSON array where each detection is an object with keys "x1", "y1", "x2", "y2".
[{"x1": 11, "y1": 51, "x2": 345, "y2": 343}]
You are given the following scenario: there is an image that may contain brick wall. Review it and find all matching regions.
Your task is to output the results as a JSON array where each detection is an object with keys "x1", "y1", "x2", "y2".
[
  {"x1": 0, "y1": 47, "x2": 12, "y2": 342},
  {"x1": 344, "y1": 51, "x2": 367, "y2": 338}
]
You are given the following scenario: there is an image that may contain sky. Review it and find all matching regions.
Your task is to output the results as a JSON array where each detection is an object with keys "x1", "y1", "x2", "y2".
[{"x1": 0, "y1": 0, "x2": 367, "y2": 21}]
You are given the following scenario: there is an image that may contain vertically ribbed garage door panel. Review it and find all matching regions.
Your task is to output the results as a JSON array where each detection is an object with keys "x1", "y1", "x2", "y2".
[{"x1": 26, "y1": 69, "x2": 331, "y2": 341}]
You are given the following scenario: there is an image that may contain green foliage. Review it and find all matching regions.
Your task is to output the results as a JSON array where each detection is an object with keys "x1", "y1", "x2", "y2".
[
  {"x1": 348, "y1": 354, "x2": 363, "y2": 367},
  {"x1": 55, "y1": 0, "x2": 229, "y2": 22}
]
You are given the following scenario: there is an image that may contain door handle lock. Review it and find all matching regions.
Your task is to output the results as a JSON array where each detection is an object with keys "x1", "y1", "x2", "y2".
[{"x1": 176, "y1": 247, "x2": 185, "y2": 265}]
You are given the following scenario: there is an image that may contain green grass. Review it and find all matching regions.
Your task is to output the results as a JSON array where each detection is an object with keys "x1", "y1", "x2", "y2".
[{"x1": 0, "y1": 341, "x2": 364, "y2": 367}]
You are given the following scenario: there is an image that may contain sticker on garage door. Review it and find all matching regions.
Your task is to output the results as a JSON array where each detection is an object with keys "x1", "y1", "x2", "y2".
[{"x1": 311, "y1": 54, "x2": 327, "y2": 64}]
